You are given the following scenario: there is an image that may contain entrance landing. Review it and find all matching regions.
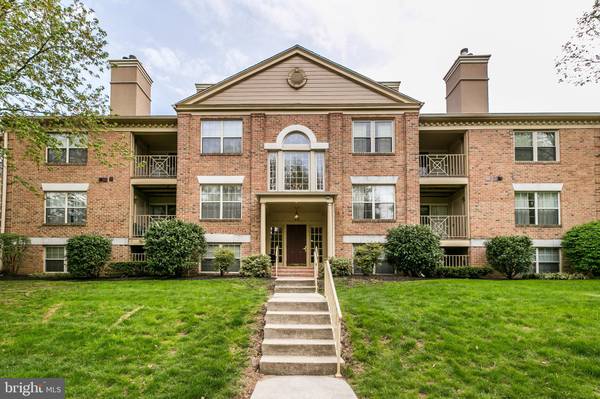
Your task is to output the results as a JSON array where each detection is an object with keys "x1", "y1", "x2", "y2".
[{"x1": 251, "y1": 376, "x2": 357, "y2": 399}]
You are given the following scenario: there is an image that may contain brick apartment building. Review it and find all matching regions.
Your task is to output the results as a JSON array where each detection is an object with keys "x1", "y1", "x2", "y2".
[{"x1": 3, "y1": 45, "x2": 599, "y2": 274}]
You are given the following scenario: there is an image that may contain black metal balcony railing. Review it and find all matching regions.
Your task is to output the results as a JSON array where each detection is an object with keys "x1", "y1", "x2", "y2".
[
  {"x1": 133, "y1": 155, "x2": 177, "y2": 178},
  {"x1": 420, "y1": 215, "x2": 468, "y2": 239},
  {"x1": 419, "y1": 154, "x2": 466, "y2": 177}
]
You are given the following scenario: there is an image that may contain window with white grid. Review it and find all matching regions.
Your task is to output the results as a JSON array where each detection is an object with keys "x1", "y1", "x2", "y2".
[
  {"x1": 515, "y1": 192, "x2": 560, "y2": 226},
  {"x1": 200, "y1": 185, "x2": 241, "y2": 219},
  {"x1": 45, "y1": 192, "x2": 87, "y2": 225}
]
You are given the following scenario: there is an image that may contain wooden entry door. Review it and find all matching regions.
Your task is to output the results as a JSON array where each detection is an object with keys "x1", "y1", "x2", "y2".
[{"x1": 286, "y1": 225, "x2": 307, "y2": 265}]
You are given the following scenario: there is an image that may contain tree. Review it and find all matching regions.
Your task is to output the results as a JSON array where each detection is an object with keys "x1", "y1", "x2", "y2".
[
  {"x1": 144, "y1": 219, "x2": 207, "y2": 277},
  {"x1": 485, "y1": 236, "x2": 533, "y2": 279},
  {"x1": 384, "y1": 225, "x2": 443, "y2": 277},
  {"x1": 556, "y1": 1, "x2": 600, "y2": 85},
  {"x1": 353, "y1": 244, "x2": 383, "y2": 276},
  {"x1": 0, "y1": 233, "x2": 29, "y2": 274},
  {"x1": 562, "y1": 221, "x2": 600, "y2": 276},
  {"x1": 0, "y1": 0, "x2": 127, "y2": 176},
  {"x1": 213, "y1": 247, "x2": 235, "y2": 276}
]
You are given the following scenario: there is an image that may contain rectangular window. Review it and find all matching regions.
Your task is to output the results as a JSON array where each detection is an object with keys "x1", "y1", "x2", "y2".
[
  {"x1": 47, "y1": 133, "x2": 88, "y2": 164},
  {"x1": 310, "y1": 226, "x2": 323, "y2": 263},
  {"x1": 45, "y1": 246, "x2": 66, "y2": 272},
  {"x1": 201, "y1": 120, "x2": 242, "y2": 154},
  {"x1": 270, "y1": 226, "x2": 283, "y2": 263},
  {"x1": 268, "y1": 152, "x2": 277, "y2": 191},
  {"x1": 352, "y1": 120, "x2": 394, "y2": 153},
  {"x1": 531, "y1": 247, "x2": 560, "y2": 273},
  {"x1": 45, "y1": 192, "x2": 87, "y2": 225},
  {"x1": 315, "y1": 152, "x2": 325, "y2": 191},
  {"x1": 284, "y1": 152, "x2": 310, "y2": 190},
  {"x1": 352, "y1": 185, "x2": 395, "y2": 220},
  {"x1": 514, "y1": 131, "x2": 557, "y2": 162},
  {"x1": 200, "y1": 184, "x2": 241, "y2": 219},
  {"x1": 201, "y1": 243, "x2": 241, "y2": 271},
  {"x1": 515, "y1": 191, "x2": 560, "y2": 226}
]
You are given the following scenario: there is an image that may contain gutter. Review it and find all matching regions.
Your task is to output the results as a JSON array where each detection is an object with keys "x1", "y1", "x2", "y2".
[{"x1": 1, "y1": 132, "x2": 6, "y2": 233}]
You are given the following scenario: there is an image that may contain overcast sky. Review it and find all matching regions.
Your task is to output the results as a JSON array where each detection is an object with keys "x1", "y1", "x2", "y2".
[{"x1": 86, "y1": 0, "x2": 599, "y2": 115}]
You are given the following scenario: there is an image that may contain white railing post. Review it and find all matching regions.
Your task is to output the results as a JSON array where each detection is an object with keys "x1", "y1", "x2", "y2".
[
  {"x1": 313, "y1": 246, "x2": 319, "y2": 293},
  {"x1": 323, "y1": 259, "x2": 343, "y2": 378},
  {"x1": 275, "y1": 245, "x2": 279, "y2": 278}
]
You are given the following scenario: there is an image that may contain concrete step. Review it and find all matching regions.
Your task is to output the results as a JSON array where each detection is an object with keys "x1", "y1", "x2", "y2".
[
  {"x1": 277, "y1": 273, "x2": 315, "y2": 277},
  {"x1": 267, "y1": 294, "x2": 328, "y2": 312},
  {"x1": 266, "y1": 310, "x2": 331, "y2": 325},
  {"x1": 275, "y1": 285, "x2": 315, "y2": 294},
  {"x1": 264, "y1": 324, "x2": 333, "y2": 339},
  {"x1": 262, "y1": 338, "x2": 336, "y2": 356},
  {"x1": 274, "y1": 277, "x2": 315, "y2": 286},
  {"x1": 259, "y1": 355, "x2": 343, "y2": 375}
]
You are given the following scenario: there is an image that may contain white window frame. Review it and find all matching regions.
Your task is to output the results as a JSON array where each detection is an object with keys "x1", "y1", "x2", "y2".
[
  {"x1": 200, "y1": 184, "x2": 242, "y2": 220},
  {"x1": 46, "y1": 133, "x2": 88, "y2": 164},
  {"x1": 532, "y1": 247, "x2": 561, "y2": 273},
  {"x1": 351, "y1": 185, "x2": 396, "y2": 220},
  {"x1": 44, "y1": 191, "x2": 87, "y2": 225},
  {"x1": 267, "y1": 150, "x2": 325, "y2": 192},
  {"x1": 200, "y1": 120, "x2": 243, "y2": 154},
  {"x1": 514, "y1": 191, "x2": 561, "y2": 226},
  {"x1": 352, "y1": 120, "x2": 395, "y2": 154},
  {"x1": 201, "y1": 243, "x2": 241, "y2": 272},
  {"x1": 513, "y1": 130, "x2": 559, "y2": 162},
  {"x1": 44, "y1": 246, "x2": 67, "y2": 273}
]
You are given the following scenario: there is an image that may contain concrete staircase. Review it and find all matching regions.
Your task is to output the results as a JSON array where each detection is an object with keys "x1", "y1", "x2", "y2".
[
  {"x1": 260, "y1": 276, "x2": 343, "y2": 375},
  {"x1": 275, "y1": 266, "x2": 315, "y2": 278}
]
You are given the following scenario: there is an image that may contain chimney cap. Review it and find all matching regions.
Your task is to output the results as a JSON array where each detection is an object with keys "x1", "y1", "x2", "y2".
[{"x1": 460, "y1": 48, "x2": 471, "y2": 56}]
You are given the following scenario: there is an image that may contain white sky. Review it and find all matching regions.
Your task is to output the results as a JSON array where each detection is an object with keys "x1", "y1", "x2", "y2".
[{"x1": 87, "y1": 0, "x2": 600, "y2": 114}]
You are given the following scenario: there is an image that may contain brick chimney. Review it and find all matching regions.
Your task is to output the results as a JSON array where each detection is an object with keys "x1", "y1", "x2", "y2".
[
  {"x1": 443, "y1": 48, "x2": 491, "y2": 113},
  {"x1": 109, "y1": 55, "x2": 152, "y2": 116}
]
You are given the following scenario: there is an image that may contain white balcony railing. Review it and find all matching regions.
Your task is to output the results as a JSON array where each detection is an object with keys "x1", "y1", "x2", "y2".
[
  {"x1": 130, "y1": 253, "x2": 146, "y2": 262},
  {"x1": 322, "y1": 257, "x2": 343, "y2": 378},
  {"x1": 420, "y1": 215, "x2": 468, "y2": 239},
  {"x1": 133, "y1": 155, "x2": 177, "y2": 178},
  {"x1": 132, "y1": 215, "x2": 176, "y2": 237},
  {"x1": 419, "y1": 154, "x2": 466, "y2": 177},
  {"x1": 443, "y1": 254, "x2": 470, "y2": 267}
]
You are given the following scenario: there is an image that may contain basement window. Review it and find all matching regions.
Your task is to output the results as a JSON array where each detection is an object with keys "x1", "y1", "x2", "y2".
[
  {"x1": 201, "y1": 243, "x2": 241, "y2": 272},
  {"x1": 530, "y1": 247, "x2": 560, "y2": 273},
  {"x1": 45, "y1": 246, "x2": 67, "y2": 273}
]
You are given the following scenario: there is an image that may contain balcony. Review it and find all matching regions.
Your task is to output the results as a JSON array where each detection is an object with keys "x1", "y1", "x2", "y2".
[
  {"x1": 443, "y1": 254, "x2": 470, "y2": 267},
  {"x1": 420, "y1": 215, "x2": 468, "y2": 239},
  {"x1": 133, "y1": 214, "x2": 176, "y2": 237},
  {"x1": 133, "y1": 155, "x2": 177, "y2": 178},
  {"x1": 419, "y1": 154, "x2": 466, "y2": 177}
]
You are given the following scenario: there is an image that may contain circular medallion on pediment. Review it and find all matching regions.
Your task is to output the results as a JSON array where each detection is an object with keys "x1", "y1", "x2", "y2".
[{"x1": 287, "y1": 67, "x2": 307, "y2": 89}]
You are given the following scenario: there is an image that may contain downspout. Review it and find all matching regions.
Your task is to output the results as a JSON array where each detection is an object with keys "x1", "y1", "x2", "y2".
[{"x1": 0, "y1": 132, "x2": 7, "y2": 273}]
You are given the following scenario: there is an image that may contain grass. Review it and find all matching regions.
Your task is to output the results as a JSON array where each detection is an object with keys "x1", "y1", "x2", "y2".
[
  {"x1": 337, "y1": 279, "x2": 600, "y2": 399},
  {"x1": 0, "y1": 278, "x2": 269, "y2": 399}
]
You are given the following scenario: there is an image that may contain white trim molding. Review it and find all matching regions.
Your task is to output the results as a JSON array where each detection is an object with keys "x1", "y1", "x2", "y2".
[
  {"x1": 30, "y1": 237, "x2": 129, "y2": 245},
  {"x1": 264, "y1": 124, "x2": 329, "y2": 150},
  {"x1": 470, "y1": 239, "x2": 561, "y2": 247},
  {"x1": 205, "y1": 234, "x2": 251, "y2": 243},
  {"x1": 42, "y1": 183, "x2": 89, "y2": 192},
  {"x1": 512, "y1": 183, "x2": 563, "y2": 192},
  {"x1": 351, "y1": 176, "x2": 398, "y2": 185},
  {"x1": 343, "y1": 235, "x2": 386, "y2": 244},
  {"x1": 197, "y1": 176, "x2": 245, "y2": 184}
]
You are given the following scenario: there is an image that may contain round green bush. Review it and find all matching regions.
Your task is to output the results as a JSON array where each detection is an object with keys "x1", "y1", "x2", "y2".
[
  {"x1": 354, "y1": 244, "x2": 383, "y2": 276},
  {"x1": 329, "y1": 257, "x2": 353, "y2": 276},
  {"x1": 144, "y1": 219, "x2": 207, "y2": 276},
  {"x1": 214, "y1": 247, "x2": 235, "y2": 276},
  {"x1": 66, "y1": 235, "x2": 112, "y2": 278},
  {"x1": 485, "y1": 235, "x2": 533, "y2": 279},
  {"x1": 384, "y1": 225, "x2": 443, "y2": 277},
  {"x1": 562, "y1": 221, "x2": 600, "y2": 276},
  {"x1": 240, "y1": 254, "x2": 271, "y2": 278}
]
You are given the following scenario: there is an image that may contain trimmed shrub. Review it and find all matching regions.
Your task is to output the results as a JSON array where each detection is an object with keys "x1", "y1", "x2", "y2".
[
  {"x1": 485, "y1": 235, "x2": 533, "y2": 279},
  {"x1": 240, "y1": 254, "x2": 271, "y2": 278},
  {"x1": 214, "y1": 247, "x2": 235, "y2": 276},
  {"x1": 109, "y1": 261, "x2": 148, "y2": 277},
  {"x1": 0, "y1": 233, "x2": 30, "y2": 274},
  {"x1": 66, "y1": 235, "x2": 112, "y2": 278},
  {"x1": 144, "y1": 219, "x2": 207, "y2": 276},
  {"x1": 522, "y1": 272, "x2": 589, "y2": 280},
  {"x1": 385, "y1": 225, "x2": 443, "y2": 277},
  {"x1": 562, "y1": 221, "x2": 600, "y2": 276},
  {"x1": 329, "y1": 257, "x2": 353, "y2": 276},
  {"x1": 434, "y1": 266, "x2": 493, "y2": 279},
  {"x1": 354, "y1": 244, "x2": 383, "y2": 276}
]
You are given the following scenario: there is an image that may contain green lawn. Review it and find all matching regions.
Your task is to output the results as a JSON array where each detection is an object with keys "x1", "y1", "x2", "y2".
[
  {"x1": 337, "y1": 279, "x2": 600, "y2": 399},
  {"x1": 0, "y1": 279, "x2": 268, "y2": 399}
]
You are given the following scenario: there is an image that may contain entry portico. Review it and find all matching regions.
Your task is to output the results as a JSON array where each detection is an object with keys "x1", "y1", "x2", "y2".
[{"x1": 258, "y1": 193, "x2": 335, "y2": 267}]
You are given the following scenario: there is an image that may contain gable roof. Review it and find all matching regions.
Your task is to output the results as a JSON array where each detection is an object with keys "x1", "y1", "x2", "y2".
[{"x1": 175, "y1": 45, "x2": 422, "y2": 110}]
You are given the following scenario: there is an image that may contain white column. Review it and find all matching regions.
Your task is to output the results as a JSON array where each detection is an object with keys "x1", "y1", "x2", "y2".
[
  {"x1": 260, "y1": 202, "x2": 266, "y2": 255},
  {"x1": 327, "y1": 202, "x2": 335, "y2": 258}
]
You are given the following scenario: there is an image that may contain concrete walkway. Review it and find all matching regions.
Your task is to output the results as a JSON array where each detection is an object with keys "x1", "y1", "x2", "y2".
[{"x1": 250, "y1": 376, "x2": 357, "y2": 399}]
